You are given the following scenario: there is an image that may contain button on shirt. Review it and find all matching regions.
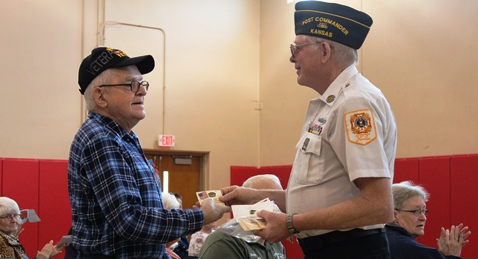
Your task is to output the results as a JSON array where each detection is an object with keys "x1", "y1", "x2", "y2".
[
  {"x1": 286, "y1": 65, "x2": 397, "y2": 238},
  {"x1": 68, "y1": 113, "x2": 204, "y2": 258}
]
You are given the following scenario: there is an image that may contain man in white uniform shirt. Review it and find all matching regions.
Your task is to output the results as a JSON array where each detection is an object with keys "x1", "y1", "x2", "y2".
[{"x1": 220, "y1": 1, "x2": 397, "y2": 258}]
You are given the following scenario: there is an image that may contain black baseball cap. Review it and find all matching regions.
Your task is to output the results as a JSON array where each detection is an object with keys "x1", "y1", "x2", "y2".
[{"x1": 78, "y1": 47, "x2": 155, "y2": 94}]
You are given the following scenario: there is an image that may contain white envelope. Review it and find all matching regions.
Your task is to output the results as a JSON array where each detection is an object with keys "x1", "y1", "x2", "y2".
[{"x1": 231, "y1": 200, "x2": 274, "y2": 218}]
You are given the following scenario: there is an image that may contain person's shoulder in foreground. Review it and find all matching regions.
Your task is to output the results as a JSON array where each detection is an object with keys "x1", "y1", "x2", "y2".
[
  {"x1": 386, "y1": 224, "x2": 457, "y2": 259},
  {"x1": 200, "y1": 175, "x2": 286, "y2": 259},
  {"x1": 199, "y1": 228, "x2": 285, "y2": 259}
]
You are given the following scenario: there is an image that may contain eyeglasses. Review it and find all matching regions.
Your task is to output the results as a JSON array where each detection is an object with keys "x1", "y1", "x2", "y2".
[
  {"x1": 290, "y1": 41, "x2": 323, "y2": 58},
  {"x1": 395, "y1": 208, "x2": 429, "y2": 216},
  {"x1": 0, "y1": 214, "x2": 22, "y2": 221},
  {"x1": 98, "y1": 80, "x2": 149, "y2": 94}
]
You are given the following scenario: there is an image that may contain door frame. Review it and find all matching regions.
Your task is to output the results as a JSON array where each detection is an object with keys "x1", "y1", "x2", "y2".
[{"x1": 142, "y1": 149, "x2": 210, "y2": 191}]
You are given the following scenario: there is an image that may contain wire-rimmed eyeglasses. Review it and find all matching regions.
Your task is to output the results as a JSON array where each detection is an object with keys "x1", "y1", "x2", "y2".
[
  {"x1": 0, "y1": 214, "x2": 22, "y2": 221},
  {"x1": 290, "y1": 41, "x2": 323, "y2": 58},
  {"x1": 395, "y1": 208, "x2": 429, "y2": 216},
  {"x1": 98, "y1": 80, "x2": 149, "y2": 94}
]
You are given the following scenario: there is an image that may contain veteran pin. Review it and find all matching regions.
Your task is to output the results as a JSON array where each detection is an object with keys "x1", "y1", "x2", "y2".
[{"x1": 326, "y1": 95, "x2": 336, "y2": 103}]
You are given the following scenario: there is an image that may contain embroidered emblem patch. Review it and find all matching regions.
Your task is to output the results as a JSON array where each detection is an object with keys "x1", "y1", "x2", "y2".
[{"x1": 344, "y1": 108, "x2": 377, "y2": 145}]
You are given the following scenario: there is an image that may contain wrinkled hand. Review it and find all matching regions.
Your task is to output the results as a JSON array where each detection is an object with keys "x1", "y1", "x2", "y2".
[
  {"x1": 201, "y1": 198, "x2": 229, "y2": 225},
  {"x1": 254, "y1": 210, "x2": 290, "y2": 244},
  {"x1": 436, "y1": 223, "x2": 471, "y2": 257},
  {"x1": 37, "y1": 240, "x2": 62, "y2": 259},
  {"x1": 219, "y1": 186, "x2": 259, "y2": 206},
  {"x1": 457, "y1": 224, "x2": 471, "y2": 247}
]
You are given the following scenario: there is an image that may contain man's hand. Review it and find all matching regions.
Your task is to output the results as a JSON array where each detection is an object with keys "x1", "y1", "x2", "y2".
[
  {"x1": 254, "y1": 210, "x2": 290, "y2": 244},
  {"x1": 219, "y1": 186, "x2": 259, "y2": 206},
  {"x1": 201, "y1": 198, "x2": 229, "y2": 224}
]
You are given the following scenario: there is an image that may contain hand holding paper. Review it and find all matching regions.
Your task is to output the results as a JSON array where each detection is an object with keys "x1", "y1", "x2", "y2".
[
  {"x1": 232, "y1": 198, "x2": 274, "y2": 231},
  {"x1": 196, "y1": 190, "x2": 224, "y2": 205}
]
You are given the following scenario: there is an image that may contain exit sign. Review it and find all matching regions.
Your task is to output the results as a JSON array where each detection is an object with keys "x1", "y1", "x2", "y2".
[{"x1": 159, "y1": 135, "x2": 175, "y2": 147}]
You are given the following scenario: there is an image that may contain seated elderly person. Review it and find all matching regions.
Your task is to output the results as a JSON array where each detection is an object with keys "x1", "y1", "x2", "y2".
[
  {"x1": 171, "y1": 193, "x2": 190, "y2": 259},
  {"x1": 162, "y1": 192, "x2": 182, "y2": 259},
  {"x1": 386, "y1": 181, "x2": 471, "y2": 259},
  {"x1": 0, "y1": 196, "x2": 66, "y2": 259},
  {"x1": 199, "y1": 174, "x2": 286, "y2": 259}
]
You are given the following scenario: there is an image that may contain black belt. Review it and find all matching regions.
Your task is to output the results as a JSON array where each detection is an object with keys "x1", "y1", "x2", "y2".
[{"x1": 298, "y1": 228, "x2": 385, "y2": 254}]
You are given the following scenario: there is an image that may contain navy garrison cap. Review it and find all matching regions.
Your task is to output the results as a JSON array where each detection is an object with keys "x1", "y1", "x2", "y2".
[{"x1": 294, "y1": 1, "x2": 373, "y2": 49}]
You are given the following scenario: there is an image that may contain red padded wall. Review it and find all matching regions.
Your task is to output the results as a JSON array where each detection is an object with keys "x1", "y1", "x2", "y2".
[
  {"x1": 232, "y1": 155, "x2": 478, "y2": 258},
  {"x1": 393, "y1": 158, "x2": 419, "y2": 184},
  {"x1": 450, "y1": 154, "x2": 478, "y2": 258},
  {"x1": 416, "y1": 156, "x2": 451, "y2": 247},
  {"x1": 1, "y1": 153, "x2": 475, "y2": 258},
  {"x1": 38, "y1": 159, "x2": 71, "y2": 247},
  {"x1": 2, "y1": 158, "x2": 40, "y2": 259},
  {"x1": 230, "y1": 166, "x2": 259, "y2": 187},
  {"x1": 258, "y1": 165, "x2": 292, "y2": 190}
]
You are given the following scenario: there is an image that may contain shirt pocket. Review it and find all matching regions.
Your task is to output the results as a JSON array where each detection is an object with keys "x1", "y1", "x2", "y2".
[{"x1": 292, "y1": 132, "x2": 324, "y2": 184}]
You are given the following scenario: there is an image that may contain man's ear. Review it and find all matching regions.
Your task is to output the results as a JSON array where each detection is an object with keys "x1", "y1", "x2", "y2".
[
  {"x1": 393, "y1": 210, "x2": 399, "y2": 222},
  {"x1": 319, "y1": 41, "x2": 332, "y2": 62},
  {"x1": 93, "y1": 88, "x2": 108, "y2": 108}
]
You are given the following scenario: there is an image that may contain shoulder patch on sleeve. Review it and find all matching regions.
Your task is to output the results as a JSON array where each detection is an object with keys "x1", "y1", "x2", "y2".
[{"x1": 344, "y1": 108, "x2": 377, "y2": 145}]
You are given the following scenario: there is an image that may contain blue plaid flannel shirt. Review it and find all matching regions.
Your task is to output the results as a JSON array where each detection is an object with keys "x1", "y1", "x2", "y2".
[{"x1": 68, "y1": 113, "x2": 204, "y2": 259}]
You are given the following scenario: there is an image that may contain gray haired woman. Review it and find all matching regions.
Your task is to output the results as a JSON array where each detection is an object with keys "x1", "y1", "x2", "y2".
[
  {"x1": 385, "y1": 181, "x2": 471, "y2": 259},
  {"x1": 0, "y1": 196, "x2": 64, "y2": 259}
]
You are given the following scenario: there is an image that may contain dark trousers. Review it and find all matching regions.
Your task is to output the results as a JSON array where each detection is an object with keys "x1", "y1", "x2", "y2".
[{"x1": 299, "y1": 229, "x2": 391, "y2": 259}]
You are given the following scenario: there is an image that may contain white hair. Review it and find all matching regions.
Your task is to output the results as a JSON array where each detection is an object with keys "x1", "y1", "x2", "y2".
[
  {"x1": 0, "y1": 197, "x2": 20, "y2": 215},
  {"x1": 392, "y1": 181, "x2": 429, "y2": 210},
  {"x1": 242, "y1": 174, "x2": 283, "y2": 190},
  {"x1": 302, "y1": 35, "x2": 358, "y2": 68},
  {"x1": 84, "y1": 69, "x2": 115, "y2": 111},
  {"x1": 162, "y1": 192, "x2": 181, "y2": 210}
]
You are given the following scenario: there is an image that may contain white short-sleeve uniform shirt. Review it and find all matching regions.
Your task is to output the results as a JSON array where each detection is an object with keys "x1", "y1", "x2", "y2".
[{"x1": 286, "y1": 65, "x2": 397, "y2": 238}]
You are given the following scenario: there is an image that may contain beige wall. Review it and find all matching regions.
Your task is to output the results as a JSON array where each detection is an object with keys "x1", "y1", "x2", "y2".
[
  {"x1": 259, "y1": 0, "x2": 478, "y2": 165},
  {"x1": 1, "y1": 0, "x2": 478, "y2": 190},
  {"x1": 364, "y1": 0, "x2": 478, "y2": 157},
  {"x1": 0, "y1": 0, "x2": 260, "y2": 191}
]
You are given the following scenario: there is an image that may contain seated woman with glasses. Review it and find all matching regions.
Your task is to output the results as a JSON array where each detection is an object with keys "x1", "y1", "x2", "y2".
[
  {"x1": 0, "y1": 196, "x2": 66, "y2": 259},
  {"x1": 386, "y1": 181, "x2": 471, "y2": 259}
]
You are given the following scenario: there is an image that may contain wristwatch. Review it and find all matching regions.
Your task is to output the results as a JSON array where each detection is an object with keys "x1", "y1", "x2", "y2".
[{"x1": 286, "y1": 213, "x2": 299, "y2": 234}]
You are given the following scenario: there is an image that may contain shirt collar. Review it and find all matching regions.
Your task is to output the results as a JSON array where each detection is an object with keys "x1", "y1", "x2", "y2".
[{"x1": 319, "y1": 65, "x2": 359, "y2": 105}]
